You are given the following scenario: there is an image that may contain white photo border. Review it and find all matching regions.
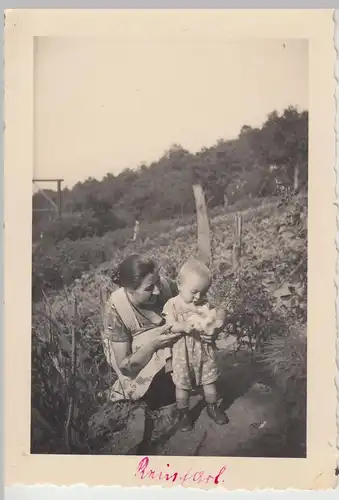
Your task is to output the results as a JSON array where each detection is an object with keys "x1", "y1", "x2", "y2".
[{"x1": 4, "y1": 9, "x2": 337, "y2": 490}]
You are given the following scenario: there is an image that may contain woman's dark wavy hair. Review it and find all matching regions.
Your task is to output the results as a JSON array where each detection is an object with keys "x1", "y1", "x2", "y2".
[{"x1": 111, "y1": 254, "x2": 156, "y2": 290}]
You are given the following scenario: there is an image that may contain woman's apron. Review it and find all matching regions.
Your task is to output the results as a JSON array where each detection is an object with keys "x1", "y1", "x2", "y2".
[{"x1": 102, "y1": 277, "x2": 172, "y2": 402}]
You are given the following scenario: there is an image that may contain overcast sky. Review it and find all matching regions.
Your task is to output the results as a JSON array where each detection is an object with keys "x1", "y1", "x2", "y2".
[{"x1": 34, "y1": 37, "x2": 308, "y2": 188}]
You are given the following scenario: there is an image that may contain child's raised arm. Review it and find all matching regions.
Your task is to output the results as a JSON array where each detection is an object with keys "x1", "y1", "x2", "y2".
[{"x1": 215, "y1": 307, "x2": 226, "y2": 329}]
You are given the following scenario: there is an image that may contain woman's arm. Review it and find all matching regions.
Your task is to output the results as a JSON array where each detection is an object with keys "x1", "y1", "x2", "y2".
[
  {"x1": 104, "y1": 302, "x2": 183, "y2": 378},
  {"x1": 107, "y1": 339, "x2": 158, "y2": 378},
  {"x1": 106, "y1": 327, "x2": 183, "y2": 378},
  {"x1": 104, "y1": 304, "x2": 155, "y2": 378}
]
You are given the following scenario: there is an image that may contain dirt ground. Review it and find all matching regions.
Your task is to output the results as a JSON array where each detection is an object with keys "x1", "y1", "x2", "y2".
[{"x1": 105, "y1": 343, "x2": 306, "y2": 458}]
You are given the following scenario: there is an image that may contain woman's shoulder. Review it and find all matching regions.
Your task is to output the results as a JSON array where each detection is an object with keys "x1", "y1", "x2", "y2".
[{"x1": 104, "y1": 296, "x2": 131, "y2": 342}]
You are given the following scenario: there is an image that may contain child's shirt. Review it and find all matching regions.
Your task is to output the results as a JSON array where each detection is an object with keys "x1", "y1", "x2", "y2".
[
  {"x1": 163, "y1": 294, "x2": 221, "y2": 335},
  {"x1": 162, "y1": 294, "x2": 220, "y2": 390},
  {"x1": 163, "y1": 294, "x2": 208, "y2": 323}
]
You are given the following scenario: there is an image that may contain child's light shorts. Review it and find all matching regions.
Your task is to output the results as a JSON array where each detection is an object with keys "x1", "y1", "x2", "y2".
[{"x1": 171, "y1": 336, "x2": 220, "y2": 390}]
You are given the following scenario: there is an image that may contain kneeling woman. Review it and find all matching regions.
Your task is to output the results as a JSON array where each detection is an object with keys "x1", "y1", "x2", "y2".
[{"x1": 102, "y1": 253, "x2": 182, "y2": 410}]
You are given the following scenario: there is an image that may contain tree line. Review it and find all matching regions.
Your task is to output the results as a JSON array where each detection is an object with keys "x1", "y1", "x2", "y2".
[{"x1": 32, "y1": 106, "x2": 308, "y2": 243}]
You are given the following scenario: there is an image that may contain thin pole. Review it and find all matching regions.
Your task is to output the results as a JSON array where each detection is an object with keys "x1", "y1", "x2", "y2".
[
  {"x1": 32, "y1": 178, "x2": 64, "y2": 217},
  {"x1": 57, "y1": 180, "x2": 62, "y2": 218}
]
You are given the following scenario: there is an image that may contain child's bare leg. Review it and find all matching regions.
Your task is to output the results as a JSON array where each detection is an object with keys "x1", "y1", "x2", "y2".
[
  {"x1": 202, "y1": 382, "x2": 218, "y2": 404},
  {"x1": 176, "y1": 387, "x2": 190, "y2": 409},
  {"x1": 203, "y1": 383, "x2": 229, "y2": 425},
  {"x1": 175, "y1": 387, "x2": 193, "y2": 432}
]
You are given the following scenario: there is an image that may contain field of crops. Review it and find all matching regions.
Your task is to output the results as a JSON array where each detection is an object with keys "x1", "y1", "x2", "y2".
[{"x1": 31, "y1": 192, "x2": 307, "y2": 455}]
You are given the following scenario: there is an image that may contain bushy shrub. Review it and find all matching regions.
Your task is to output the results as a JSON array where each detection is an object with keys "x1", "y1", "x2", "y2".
[
  {"x1": 34, "y1": 209, "x2": 129, "y2": 245},
  {"x1": 261, "y1": 326, "x2": 306, "y2": 418},
  {"x1": 39, "y1": 211, "x2": 101, "y2": 243},
  {"x1": 31, "y1": 273, "x2": 116, "y2": 453},
  {"x1": 32, "y1": 237, "x2": 109, "y2": 299},
  {"x1": 259, "y1": 326, "x2": 307, "y2": 456}
]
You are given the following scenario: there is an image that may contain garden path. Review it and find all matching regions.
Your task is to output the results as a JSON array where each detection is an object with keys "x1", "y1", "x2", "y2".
[{"x1": 106, "y1": 339, "x2": 301, "y2": 458}]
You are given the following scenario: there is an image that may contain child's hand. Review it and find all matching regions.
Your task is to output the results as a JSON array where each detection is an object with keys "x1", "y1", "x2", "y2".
[
  {"x1": 169, "y1": 321, "x2": 186, "y2": 334},
  {"x1": 215, "y1": 308, "x2": 226, "y2": 327},
  {"x1": 182, "y1": 320, "x2": 198, "y2": 335},
  {"x1": 200, "y1": 308, "x2": 226, "y2": 343}
]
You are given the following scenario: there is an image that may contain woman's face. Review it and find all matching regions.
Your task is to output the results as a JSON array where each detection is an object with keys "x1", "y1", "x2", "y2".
[{"x1": 127, "y1": 271, "x2": 161, "y2": 306}]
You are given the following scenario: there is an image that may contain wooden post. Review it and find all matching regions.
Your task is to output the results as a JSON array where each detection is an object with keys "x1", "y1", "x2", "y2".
[
  {"x1": 33, "y1": 178, "x2": 64, "y2": 219},
  {"x1": 293, "y1": 164, "x2": 299, "y2": 193},
  {"x1": 192, "y1": 184, "x2": 211, "y2": 265},
  {"x1": 232, "y1": 212, "x2": 243, "y2": 270},
  {"x1": 133, "y1": 220, "x2": 140, "y2": 241},
  {"x1": 223, "y1": 193, "x2": 228, "y2": 208}
]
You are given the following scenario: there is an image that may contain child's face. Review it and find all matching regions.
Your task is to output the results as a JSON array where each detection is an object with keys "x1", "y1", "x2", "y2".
[{"x1": 178, "y1": 271, "x2": 211, "y2": 305}]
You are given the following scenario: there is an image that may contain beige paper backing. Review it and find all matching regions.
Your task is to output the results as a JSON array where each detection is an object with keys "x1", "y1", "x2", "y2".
[{"x1": 4, "y1": 9, "x2": 337, "y2": 490}]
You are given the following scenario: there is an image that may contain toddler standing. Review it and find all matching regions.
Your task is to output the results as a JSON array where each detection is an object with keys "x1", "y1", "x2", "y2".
[{"x1": 163, "y1": 259, "x2": 228, "y2": 431}]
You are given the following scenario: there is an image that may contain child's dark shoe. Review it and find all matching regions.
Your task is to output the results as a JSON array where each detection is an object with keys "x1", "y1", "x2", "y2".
[
  {"x1": 177, "y1": 408, "x2": 193, "y2": 432},
  {"x1": 206, "y1": 403, "x2": 229, "y2": 425}
]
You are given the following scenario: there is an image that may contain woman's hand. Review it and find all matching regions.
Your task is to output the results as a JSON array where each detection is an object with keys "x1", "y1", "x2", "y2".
[
  {"x1": 151, "y1": 326, "x2": 183, "y2": 350},
  {"x1": 146, "y1": 323, "x2": 182, "y2": 350},
  {"x1": 167, "y1": 321, "x2": 183, "y2": 334},
  {"x1": 170, "y1": 320, "x2": 194, "y2": 334},
  {"x1": 111, "y1": 323, "x2": 183, "y2": 378}
]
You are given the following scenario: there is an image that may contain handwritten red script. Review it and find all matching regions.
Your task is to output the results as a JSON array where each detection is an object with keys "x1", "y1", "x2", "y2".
[{"x1": 136, "y1": 456, "x2": 227, "y2": 486}]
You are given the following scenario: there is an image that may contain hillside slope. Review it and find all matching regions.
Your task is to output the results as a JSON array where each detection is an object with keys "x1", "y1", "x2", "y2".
[{"x1": 31, "y1": 193, "x2": 307, "y2": 455}]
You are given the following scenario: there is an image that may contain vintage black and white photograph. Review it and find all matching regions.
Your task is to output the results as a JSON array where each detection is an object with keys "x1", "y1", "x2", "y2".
[{"x1": 30, "y1": 34, "x2": 309, "y2": 459}]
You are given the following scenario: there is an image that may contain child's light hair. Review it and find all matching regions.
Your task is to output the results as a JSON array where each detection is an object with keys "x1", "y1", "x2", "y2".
[{"x1": 178, "y1": 259, "x2": 212, "y2": 284}]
